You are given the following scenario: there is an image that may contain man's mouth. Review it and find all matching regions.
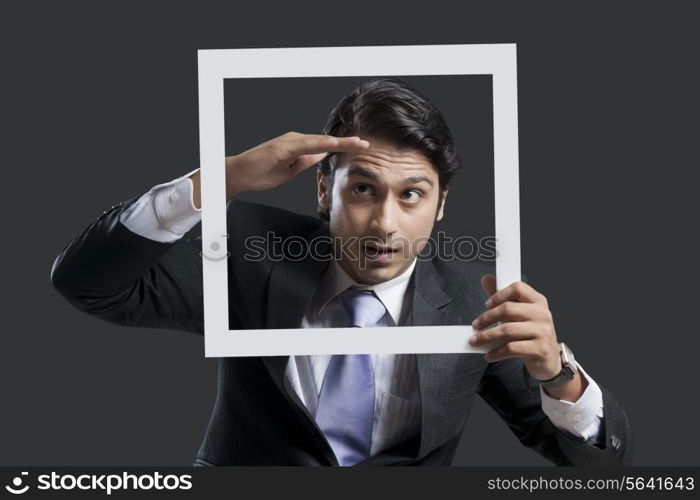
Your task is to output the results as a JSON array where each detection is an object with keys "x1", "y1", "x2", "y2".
[{"x1": 363, "y1": 242, "x2": 397, "y2": 262}]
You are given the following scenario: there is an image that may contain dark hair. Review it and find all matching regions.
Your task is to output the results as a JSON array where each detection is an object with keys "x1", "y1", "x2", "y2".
[{"x1": 317, "y1": 77, "x2": 462, "y2": 220}]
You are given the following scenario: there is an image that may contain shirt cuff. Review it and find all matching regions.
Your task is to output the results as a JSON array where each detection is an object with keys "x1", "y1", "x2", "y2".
[
  {"x1": 539, "y1": 362, "x2": 604, "y2": 444},
  {"x1": 119, "y1": 168, "x2": 202, "y2": 243}
]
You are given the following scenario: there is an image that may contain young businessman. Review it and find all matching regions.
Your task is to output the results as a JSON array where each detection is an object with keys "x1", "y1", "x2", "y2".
[{"x1": 51, "y1": 78, "x2": 632, "y2": 466}]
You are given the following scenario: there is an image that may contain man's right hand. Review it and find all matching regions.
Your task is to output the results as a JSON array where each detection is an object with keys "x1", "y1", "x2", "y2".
[{"x1": 190, "y1": 132, "x2": 370, "y2": 209}]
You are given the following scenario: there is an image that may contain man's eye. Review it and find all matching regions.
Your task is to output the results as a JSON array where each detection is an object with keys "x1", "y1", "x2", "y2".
[
  {"x1": 352, "y1": 184, "x2": 374, "y2": 196},
  {"x1": 401, "y1": 189, "x2": 422, "y2": 202}
]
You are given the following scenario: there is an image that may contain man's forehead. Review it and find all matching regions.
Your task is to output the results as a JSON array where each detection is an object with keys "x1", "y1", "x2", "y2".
[{"x1": 334, "y1": 137, "x2": 436, "y2": 178}]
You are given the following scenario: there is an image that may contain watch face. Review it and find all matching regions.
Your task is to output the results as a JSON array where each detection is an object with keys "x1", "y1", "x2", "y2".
[
  {"x1": 560, "y1": 343, "x2": 578, "y2": 374},
  {"x1": 559, "y1": 342, "x2": 574, "y2": 365}
]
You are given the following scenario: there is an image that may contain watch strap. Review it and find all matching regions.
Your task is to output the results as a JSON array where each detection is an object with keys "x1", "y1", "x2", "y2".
[{"x1": 531, "y1": 342, "x2": 578, "y2": 389}]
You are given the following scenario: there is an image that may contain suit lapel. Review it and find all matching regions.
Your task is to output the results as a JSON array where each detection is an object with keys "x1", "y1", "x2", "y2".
[
  {"x1": 265, "y1": 241, "x2": 331, "y2": 330},
  {"x1": 260, "y1": 244, "x2": 328, "y2": 387},
  {"x1": 411, "y1": 259, "x2": 465, "y2": 458},
  {"x1": 260, "y1": 221, "x2": 330, "y2": 409},
  {"x1": 261, "y1": 355, "x2": 339, "y2": 465},
  {"x1": 261, "y1": 221, "x2": 330, "y2": 381},
  {"x1": 260, "y1": 224, "x2": 337, "y2": 464}
]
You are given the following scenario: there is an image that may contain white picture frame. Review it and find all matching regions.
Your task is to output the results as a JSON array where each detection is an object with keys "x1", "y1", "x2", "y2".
[{"x1": 197, "y1": 44, "x2": 521, "y2": 357}]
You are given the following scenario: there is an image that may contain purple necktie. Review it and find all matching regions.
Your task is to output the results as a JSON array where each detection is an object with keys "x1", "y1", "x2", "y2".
[{"x1": 314, "y1": 288, "x2": 387, "y2": 466}]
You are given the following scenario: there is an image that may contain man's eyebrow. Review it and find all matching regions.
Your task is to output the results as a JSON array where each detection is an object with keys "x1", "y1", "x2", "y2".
[
  {"x1": 347, "y1": 166, "x2": 435, "y2": 188},
  {"x1": 402, "y1": 176, "x2": 434, "y2": 188},
  {"x1": 347, "y1": 166, "x2": 380, "y2": 181}
]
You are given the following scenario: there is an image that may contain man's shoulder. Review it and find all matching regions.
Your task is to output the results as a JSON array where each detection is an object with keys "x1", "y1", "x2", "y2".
[{"x1": 226, "y1": 198, "x2": 327, "y2": 240}]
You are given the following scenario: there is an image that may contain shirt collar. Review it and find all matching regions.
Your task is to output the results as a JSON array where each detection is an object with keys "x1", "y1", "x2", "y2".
[{"x1": 315, "y1": 258, "x2": 417, "y2": 325}]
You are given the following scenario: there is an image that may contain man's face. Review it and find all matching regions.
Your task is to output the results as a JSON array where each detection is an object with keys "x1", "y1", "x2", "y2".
[{"x1": 317, "y1": 136, "x2": 447, "y2": 284}]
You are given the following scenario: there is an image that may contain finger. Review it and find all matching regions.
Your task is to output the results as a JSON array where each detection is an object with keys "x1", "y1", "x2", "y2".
[
  {"x1": 289, "y1": 152, "x2": 329, "y2": 172},
  {"x1": 469, "y1": 321, "x2": 537, "y2": 346},
  {"x1": 472, "y1": 301, "x2": 548, "y2": 329},
  {"x1": 285, "y1": 134, "x2": 370, "y2": 157},
  {"x1": 481, "y1": 274, "x2": 497, "y2": 298},
  {"x1": 484, "y1": 339, "x2": 538, "y2": 363},
  {"x1": 485, "y1": 280, "x2": 546, "y2": 308}
]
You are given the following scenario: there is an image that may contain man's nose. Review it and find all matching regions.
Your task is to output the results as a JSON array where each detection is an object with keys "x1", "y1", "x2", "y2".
[{"x1": 370, "y1": 198, "x2": 399, "y2": 237}]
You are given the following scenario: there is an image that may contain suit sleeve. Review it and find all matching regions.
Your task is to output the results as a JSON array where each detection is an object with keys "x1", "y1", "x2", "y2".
[
  {"x1": 50, "y1": 192, "x2": 213, "y2": 335},
  {"x1": 477, "y1": 357, "x2": 633, "y2": 465}
]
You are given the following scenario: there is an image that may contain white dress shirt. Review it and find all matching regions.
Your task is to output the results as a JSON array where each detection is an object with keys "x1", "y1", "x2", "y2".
[{"x1": 118, "y1": 168, "x2": 605, "y2": 451}]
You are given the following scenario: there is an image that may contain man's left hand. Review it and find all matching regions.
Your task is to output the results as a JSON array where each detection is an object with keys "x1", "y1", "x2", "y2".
[{"x1": 469, "y1": 274, "x2": 562, "y2": 381}]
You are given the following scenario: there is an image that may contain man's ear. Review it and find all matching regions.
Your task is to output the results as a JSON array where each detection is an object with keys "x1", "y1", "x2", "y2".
[
  {"x1": 436, "y1": 189, "x2": 449, "y2": 221},
  {"x1": 317, "y1": 170, "x2": 331, "y2": 210}
]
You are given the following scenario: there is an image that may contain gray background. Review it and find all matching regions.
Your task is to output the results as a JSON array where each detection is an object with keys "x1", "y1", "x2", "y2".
[
  {"x1": 223, "y1": 74, "x2": 496, "y2": 329},
  {"x1": 224, "y1": 75, "x2": 494, "y2": 242},
  {"x1": 224, "y1": 75, "x2": 496, "y2": 331},
  {"x1": 1, "y1": 0, "x2": 698, "y2": 466}
]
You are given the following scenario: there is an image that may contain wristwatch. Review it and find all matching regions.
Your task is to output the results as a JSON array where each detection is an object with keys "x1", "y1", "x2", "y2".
[{"x1": 534, "y1": 342, "x2": 579, "y2": 388}]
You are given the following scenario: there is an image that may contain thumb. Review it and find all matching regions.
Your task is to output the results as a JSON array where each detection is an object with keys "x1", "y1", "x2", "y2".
[{"x1": 480, "y1": 273, "x2": 497, "y2": 298}]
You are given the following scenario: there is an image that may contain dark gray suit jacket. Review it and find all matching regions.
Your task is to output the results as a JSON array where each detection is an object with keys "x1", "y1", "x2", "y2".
[{"x1": 50, "y1": 196, "x2": 633, "y2": 466}]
